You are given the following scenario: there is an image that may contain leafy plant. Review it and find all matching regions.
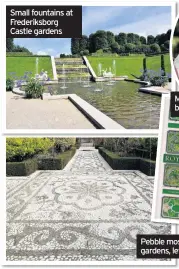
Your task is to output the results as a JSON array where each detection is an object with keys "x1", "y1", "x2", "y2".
[
  {"x1": 6, "y1": 138, "x2": 55, "y2": 162},
  {"x1": 6, "y1": 78, "x2": 14, "y2": 91},
  {"x1": 25, "y1": 78, "x2": 44, "y2": 98},
  {"x1": 54, "y1": 138, "x2": 76, "y2": 152},
  {"x1": 150, "y1": 75, "x2": 168, "y2": 86}
]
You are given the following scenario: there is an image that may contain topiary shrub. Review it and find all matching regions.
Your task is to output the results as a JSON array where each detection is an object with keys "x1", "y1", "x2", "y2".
[
  {"x1": 37, "y1": 147, "x2": 76, "y2": 170},
  {"x1": 24, "y1": 78, "x2": 44, "y2": 98},
  {"x1": 6, "y1": 159, "x2": 38, "y2": 176},
  {"x1": 6, "y1": 78, "x2": 14, "y2": 91},
  {"x1": 161, "y1": 54, "x2": 166, "y2": 76}
]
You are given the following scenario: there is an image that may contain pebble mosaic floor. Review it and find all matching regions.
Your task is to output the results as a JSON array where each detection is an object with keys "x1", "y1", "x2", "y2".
[{"x1": 6, "y1": 148, "x2": 171, "y2": 261}]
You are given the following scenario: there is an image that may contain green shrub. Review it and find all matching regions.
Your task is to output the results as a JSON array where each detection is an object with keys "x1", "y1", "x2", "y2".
[
  {"x1": 6, "y1": 52, "x2": 33, "y2": 56},
  {"x1": 150, "y1": 76, "x2": 168, "y2": 86},
  {"x1": 6, "y1": 159, "x2": 37, "y2": 176},
  {"x1": 37, "y1": 147, "x2": 76, "y2": 170},
  {"x1": 54, "y1": 138, "x2": 76, "y2": 152},
  {"x1": 94, "y1": 138, "x2": 157, "y2": 160},
  {"x1": 6, "y1": 78, "x2": 14, "y2": 91},
  {"x1": 24, "y1": 78, "x2": 44, "y2": 98},
  {"x1": 98, "y1": 147, "x2": 156, "y2": 176},
  {"x1": 6, "y1": 138, "x2": 54, "y2": 162}
]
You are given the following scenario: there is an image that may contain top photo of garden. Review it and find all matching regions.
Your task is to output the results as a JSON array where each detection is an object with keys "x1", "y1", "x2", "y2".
[{"x1": 6, "y1": 5, "x2": 172, "y2": 130}]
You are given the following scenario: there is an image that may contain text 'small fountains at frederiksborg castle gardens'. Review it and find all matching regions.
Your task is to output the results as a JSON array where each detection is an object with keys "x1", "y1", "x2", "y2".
[{"x1": 6, "y1": 6, "x2": 172, "y2": 130}]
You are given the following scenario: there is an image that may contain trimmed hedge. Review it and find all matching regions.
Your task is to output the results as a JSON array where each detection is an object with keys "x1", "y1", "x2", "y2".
[
  {"x1": 6, "y1": 148, "x2": 76, "y2": 176},
  {"x1": 139, "y1": 158, "x2": 156, "y2": 177},
  {"x1": 6, "y1": 52, "x2": 32, "y2": 56},
  {"x1": 6, "y1": 53, "x2": 49, "y2": 57},
  {"x1": 6, "y1": 159, "x2": 37, "y2": 176},
  {"x1": 37, "y1": 148, "x2": 76, "y2": 170},
  {"x1": 98, "y1": 147, "x2": 155, "y2": 176}
]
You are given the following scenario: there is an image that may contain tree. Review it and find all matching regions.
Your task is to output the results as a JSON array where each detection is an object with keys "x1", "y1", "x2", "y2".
[
  {"x1": 107, "y1": 31, "x2": 115, "y2": 46},
  {"x1": 159, "y1": 33, "x2": 166, "y2": 45},
  {"x1": 71, "y1": 38, "x2": 80, "y2": 54},
  {"x1": 150, "y1": 43, "x2": 161, "y2": 54},
  {"x1": 89, "y1": 33, "x2": 95, "y2": 53},
  {"x1": 140, "y1": 36, "x2": 147, "y2": 45},
  {"x1": 125, "y1": 43, "x2": 136, "y2": 53},
  {"x1": 103, "y1": 47, "x2": 111, "y2": 53},
  {"x1": 116, "y1": 33, "x2": 127, "y2": 45},
  {"x1": 127, "y1": 33, "x2": 135, "y2": 43},
  {"x1": 83, "y1": 49, "x2": 89, "y2": 56},
  {"x1": 164, "y1": 40, "x2": 170, "y2": 50},
  {"x1": 160, "y1": 44, "x2": 166, "y2": 52},
  {"x1": 147, "y1": 35, "x2": 155, "y2": 45},
  {"x1": 94, "y1": 31, "x2": 108, "y2": 51},
  {"x1": 79, "y1": 35, "x2": 89, "y2": 52},
  {"x1": 111, "y1": 42, "x2": 120, "y2": 53},
  {"x1": 6, "y1": 38, "x2": 14, "y2": 51},
  {"x1": 161, "y1": 54, "x2": 166, "y2": 76},
  {"x1": 155, "y1": 34, "x2": 161, "y2": 45},
  {"x1": 133, "y1": 34, "x2": 140, "y2": 45},
  {"x1": 13, "y1": 45, "x2": 32, "y2": 54},
  {"x1": 119, "y1": 45, "x2": 125, "y2": 53}
]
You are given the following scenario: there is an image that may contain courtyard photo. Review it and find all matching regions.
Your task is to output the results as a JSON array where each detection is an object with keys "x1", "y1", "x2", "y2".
[
  {"x1": 6, "y1": 5, "x2": 172, "y2": 130},
  {"x1": 6, "y1": 137, "x2": 172, "y2": 263}
]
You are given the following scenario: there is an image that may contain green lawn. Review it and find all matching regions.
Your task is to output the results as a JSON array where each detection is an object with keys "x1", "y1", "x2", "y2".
[
  {"x1": 88, "y1": 54, "x2": 170, "y2": 79},
  {"x1": 6, "y1": 56, "x2": 53, "y2": 79}
]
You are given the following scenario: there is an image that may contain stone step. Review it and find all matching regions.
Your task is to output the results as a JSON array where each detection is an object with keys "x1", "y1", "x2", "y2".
[
  {"x1": 55, "y1": 57, "x2": 82, "y2": 61},
  {"x1": 55, "y1": 61, "x2": 83, "y2": 65},
  {"x1": 56, "y1": 68, "x2": 88, "y2": 73}
]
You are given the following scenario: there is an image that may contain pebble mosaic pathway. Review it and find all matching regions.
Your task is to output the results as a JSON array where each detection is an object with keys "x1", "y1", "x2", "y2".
[{"x1": 6, "y1": 148, "x2": 171, "y2": 261}]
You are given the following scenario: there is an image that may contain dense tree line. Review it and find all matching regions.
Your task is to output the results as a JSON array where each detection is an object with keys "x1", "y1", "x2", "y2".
[
  {"x1": 6, "y1": 38, "x2": 32, "y2": 54},
  {"x1": 71, "y1": 30, "x2": 171, "y2": 56}
]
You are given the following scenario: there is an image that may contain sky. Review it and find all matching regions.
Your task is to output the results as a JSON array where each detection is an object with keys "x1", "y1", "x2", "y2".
[{"x1": 14, "y1": 6, "x2": 171, "y2": 56}]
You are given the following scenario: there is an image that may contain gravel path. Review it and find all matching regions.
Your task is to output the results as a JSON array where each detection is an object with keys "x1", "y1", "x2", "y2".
[{"x1": 6, "y1": 92, "x2": 95, "y2": 129}]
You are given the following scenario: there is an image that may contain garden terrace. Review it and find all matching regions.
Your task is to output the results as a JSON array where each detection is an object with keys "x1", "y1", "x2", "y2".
[
  {"x1": 55, "y1": 58, "x2": 83, "y2": 65},
  {"x1": 6, "y1": 56, "x2": 53, "y2": 79},
  {"x1": 55, "y1": 57, "x2": 90, "y2": 80},
  {"x1": 87, "y1": 54, "x2": 170, "y2": 79}
]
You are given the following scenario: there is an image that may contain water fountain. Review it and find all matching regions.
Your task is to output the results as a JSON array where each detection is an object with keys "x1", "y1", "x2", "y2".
[
  {"x1": 35, "y1": 57, "x2": 39, "y2": 75},
  {"x1": 60, "y1": 64, "x2": 68, "y2": 89},
  {"x1": 83, "y1": 68, "x2": 91, "y2": 88},
  {"x1": 94, "y1": 81, "x2": 104, "y2": 92},
  {"x1": 112, "y1": 59, "x2": 116, "y2": 82},
  {"x1": 98, "y1": 63, "x2": 102, "y2": 77},
  {"x1": 77, "y1": 65, "x2": 82, "y2": 83},
  {"x1": 95, "y1": 63, "x2": 104, "y2": 92},
  {"x1": 106, "y1": 67, "x2": 114, "y2": 86},
  {"x1": 35, "y1": 58, "x2": 48, "y2": 81}
]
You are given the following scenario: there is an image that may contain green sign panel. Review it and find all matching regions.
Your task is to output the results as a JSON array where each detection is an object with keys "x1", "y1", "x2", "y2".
[
  {"x1": 163, "y1": 154, "x2": 179, "y2": 164},
  {"x1": 168, "y1": 123, "x2": 179, "y2": 129},
  {"x1": 163, "y1": 189, "x2": 179, "y2": 195}
]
